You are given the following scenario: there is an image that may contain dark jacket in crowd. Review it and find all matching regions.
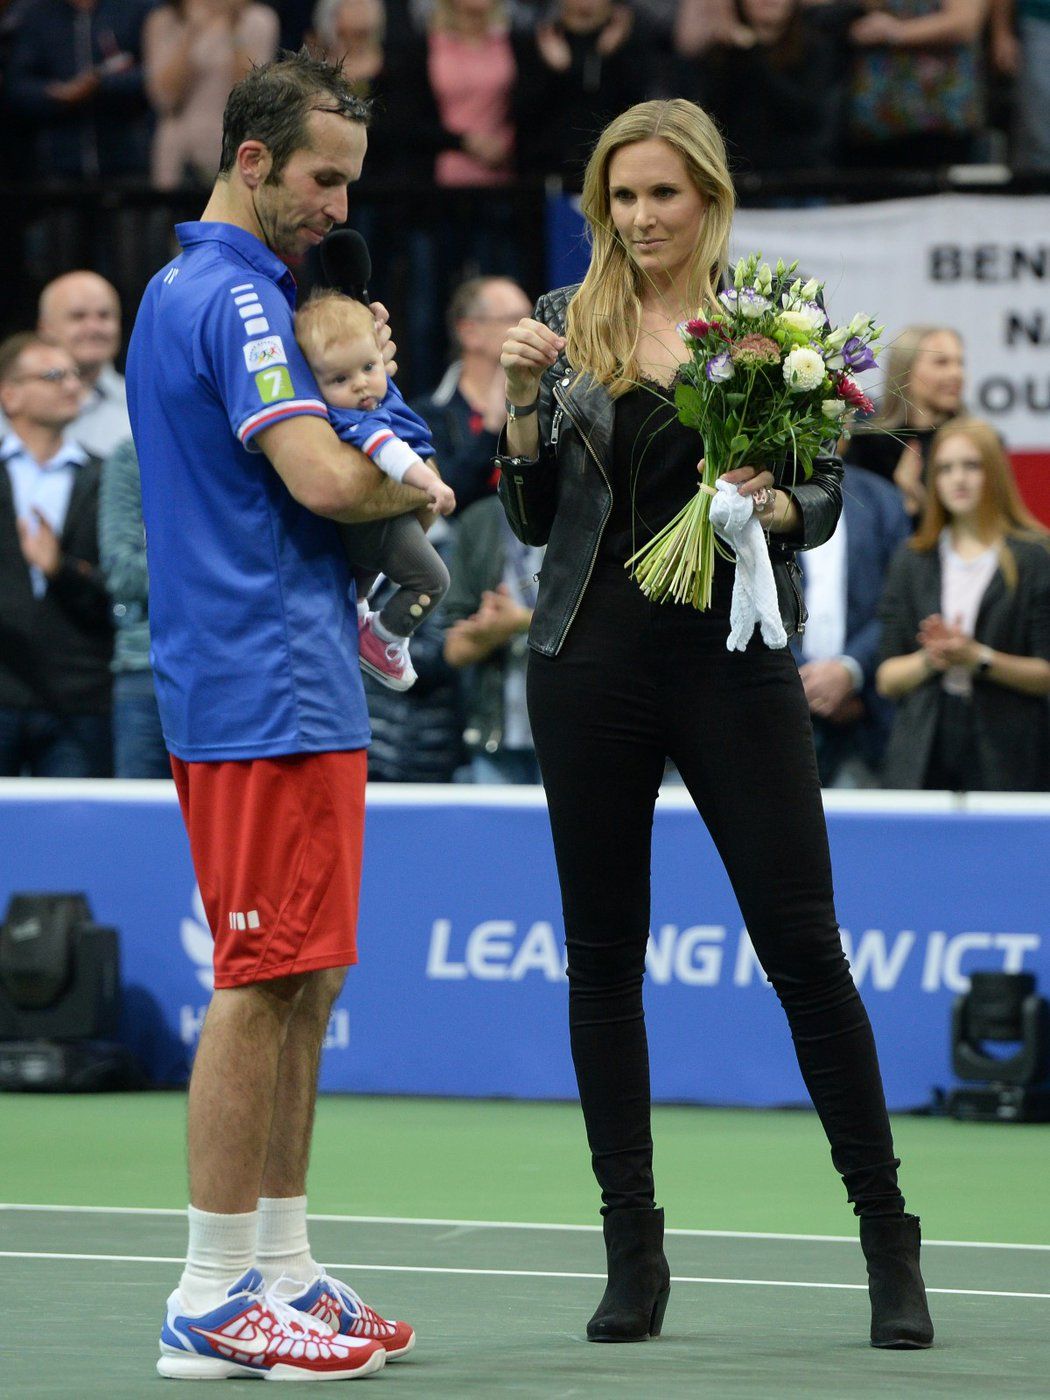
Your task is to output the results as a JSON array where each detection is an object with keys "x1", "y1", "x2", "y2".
[
  {"x1": 496, "y1": 286, "x2": 841, "y2": 657},
  {"x1": 411, "y1": 366, "x2": 501, "y2": 517},
  {"x1": 362, "y1": 526, "x2": 463, "y2": 782},
  {"x1": 877, "y1": 535, "x2": 1050, "y2": 790},
  {"x1": 512, "y1": 16, "x2": 659, "y2": 184},
  {"x1": 689, "y1": 6, "x2": 856, "y2": 174},
  {"x1": 792, "y1": 463, "x2": 912, "y2": 782},
  {"x1": 442, "y1": 495, "x2": 525, "y2": 758},
  {"x1": 0, "y1": 455, "x2": 113, "y2": 715},
  {"x1": 5, "y1": 0, "x2": 152, "y2": 180}
]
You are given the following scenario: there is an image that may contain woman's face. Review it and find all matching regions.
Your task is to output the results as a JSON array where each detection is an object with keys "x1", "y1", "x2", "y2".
[
  {"x1": 334, "y1": 0, "x2": 383, "y2": 42},
  {"x1": 908, "y1": 331, "x2": 965, "y2": 419},
  {"x1": 607, "y1": 139, "x2": 707, "y2": 289},
  {"x1": 740, "y1": 0, "x2": 796, "y2": 32},
  {"x1": 933, "y1": 432, "x2": 986, "y2": 519}
]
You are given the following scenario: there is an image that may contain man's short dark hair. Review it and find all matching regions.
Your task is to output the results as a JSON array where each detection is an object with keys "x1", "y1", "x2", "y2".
[
  {"x1": 0, "y1": 332, "x2": 53, "y2": 385},
  {"x1": 218, "y1": 49, "x2": 371, "y2": 181}
]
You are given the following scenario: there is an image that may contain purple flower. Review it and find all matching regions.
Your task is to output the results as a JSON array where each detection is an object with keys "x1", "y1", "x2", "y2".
[
  {"x1": 842, "y1": 337, "x2": 877, "y2": 374},
  {"x1": 705, "y1": 353, "x2": 735, "y2": 383}
]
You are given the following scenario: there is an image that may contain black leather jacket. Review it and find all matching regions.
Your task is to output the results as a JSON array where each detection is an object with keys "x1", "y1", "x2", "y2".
[{"x1": 496, "y1": 285, "x2": 845, "y2": 657}]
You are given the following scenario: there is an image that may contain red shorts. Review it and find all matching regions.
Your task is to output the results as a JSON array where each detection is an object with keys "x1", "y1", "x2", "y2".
[{"x1": 170, "y1": 750, "x2": 366, "y2": 989}]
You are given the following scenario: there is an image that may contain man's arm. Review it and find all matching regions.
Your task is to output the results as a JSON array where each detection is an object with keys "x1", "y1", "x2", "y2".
[{"x1": 255, "y1": 414, "x2": 428, "y2": 523}]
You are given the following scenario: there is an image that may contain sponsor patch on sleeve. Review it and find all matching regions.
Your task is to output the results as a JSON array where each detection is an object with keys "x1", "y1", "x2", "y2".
[
  {"x1": 243, "y1": 335, "x2": 287, "y2": 372},
  {"x1": 255, "y1": 367, "x2": 295, "y2": 404}
]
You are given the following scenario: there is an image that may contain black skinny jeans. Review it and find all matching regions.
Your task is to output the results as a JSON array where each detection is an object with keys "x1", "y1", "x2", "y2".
[{"x1": 527, "y1": 563, "x2": 903, "y2": 1219}]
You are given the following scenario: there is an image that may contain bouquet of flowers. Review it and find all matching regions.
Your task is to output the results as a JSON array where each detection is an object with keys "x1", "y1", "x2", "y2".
[{"x1": 626, "y1": 252, "x2": 881, "y2": 611}]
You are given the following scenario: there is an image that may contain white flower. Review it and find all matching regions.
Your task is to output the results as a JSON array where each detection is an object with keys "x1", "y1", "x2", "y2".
[
  {"x1": 800, "y1": 278, "x2": 821, "y2": 300},
  {"x1": 778, "y1": 306, "x2": 828, "y2": 336},
  {"x1": 738, "y1": 289, "x2": 772, "y2": 319},
  {"x1": 824, "y1": 326, "x2": 851, "y2": 352},
  {"x1": 783, "y1": 346, "x2": 826, "y2": 393},
  {"x1": 822, "y1": 399, "x2": 849, "y2": 418},
  {"x1": 705, "y1": 352, "x2": 735, "y2": 383},
  {"x1": 848, "y1": 312, "x2": 872, "y2": 338}
]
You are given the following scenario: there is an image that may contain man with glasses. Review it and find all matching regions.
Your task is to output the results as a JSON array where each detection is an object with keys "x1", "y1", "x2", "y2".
[{"x1": 0, "y1": 333, "x2": 113, "y2": 776}]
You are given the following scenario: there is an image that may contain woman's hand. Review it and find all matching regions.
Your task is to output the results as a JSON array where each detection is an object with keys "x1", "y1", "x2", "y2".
[
  {"x1": 720, "y1": 463, "x2": 777, "y2": 528},
  {"x1": 918, "y1": 613, "x2": 977, "y2": 668},
  {"x1": 500, "y1": 317, "x2": 564, "y2": 407},
  {"x1": 850, "y1": 10, "x2": 906, "y2": 43}
]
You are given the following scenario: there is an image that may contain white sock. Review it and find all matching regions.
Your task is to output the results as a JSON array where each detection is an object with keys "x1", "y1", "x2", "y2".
[
  {"x1": 256, "y1": 1195, "x2": 317, "y2": 1287},
  {"x1": 178, "y1": 1206, "x2": 257, "y2": 1314},
  {"x1": 371, "y1": 614, "x2": 405, "y2": 645}
]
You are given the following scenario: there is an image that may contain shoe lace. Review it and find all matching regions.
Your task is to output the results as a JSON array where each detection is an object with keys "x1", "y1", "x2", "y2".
[{"x1": 265, "y1": 1277, "x2": 336, "y2": 1337}]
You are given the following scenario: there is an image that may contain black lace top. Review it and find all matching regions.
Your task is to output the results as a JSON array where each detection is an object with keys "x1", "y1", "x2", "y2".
[{"x1": 599, "y1": 379, "x2": 734, "y2": 614}]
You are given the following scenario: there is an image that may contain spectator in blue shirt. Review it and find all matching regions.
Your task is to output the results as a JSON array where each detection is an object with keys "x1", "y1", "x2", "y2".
[{"x1": 127, "y1": 50, "x2": 420, "y2": 1381}]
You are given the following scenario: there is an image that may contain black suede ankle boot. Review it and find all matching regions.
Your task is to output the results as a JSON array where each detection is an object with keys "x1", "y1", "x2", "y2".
[
  {"x1": 587, "y1": 1207, "x2": 671, "y2": 1342},
  {"x1": 860, "y1": 1213, "x2": 934, "y2": 1349}
]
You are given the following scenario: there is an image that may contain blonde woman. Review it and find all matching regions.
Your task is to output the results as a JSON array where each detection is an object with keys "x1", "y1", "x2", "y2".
[
  {"x1": 877, "y1": 417, "x2": 1050, "y2": 789},
  {"x1": 848, "y1": 324, "x2": 965, "y2": 518},
  {"x1": 498, "y1": 98, "x2": 933, "y2": 1350}
]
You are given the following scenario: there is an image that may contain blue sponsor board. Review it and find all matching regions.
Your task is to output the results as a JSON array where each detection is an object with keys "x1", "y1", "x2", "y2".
[{"x1": 0, "y1": 783, "x2": 1046, "y2": 1109}]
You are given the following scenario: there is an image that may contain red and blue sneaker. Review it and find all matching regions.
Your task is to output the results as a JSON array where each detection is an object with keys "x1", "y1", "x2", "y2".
[
  {"x1": 157, "y1": 1268, "x2": 386, "y2": 1380},
  {"x1": 275, "y1": 1271, "x2": 416, "y2": 1360}
]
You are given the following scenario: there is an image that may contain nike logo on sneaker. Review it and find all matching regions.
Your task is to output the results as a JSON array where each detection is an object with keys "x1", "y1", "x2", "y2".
[{"x1": 190, "y1": 1322, "x2": 271, "y2": 1358}]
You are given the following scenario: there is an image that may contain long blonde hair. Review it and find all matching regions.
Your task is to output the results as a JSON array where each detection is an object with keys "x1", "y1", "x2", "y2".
[
  {"x1": 864, "y1": 324, "x2": 963, "y2": 432},
  {"x1": 566, "y1": 99, "x2": 735, "y2": 400},
  {"x1": 911, "y1": 415, "x2": 1049, "y2": 585}
]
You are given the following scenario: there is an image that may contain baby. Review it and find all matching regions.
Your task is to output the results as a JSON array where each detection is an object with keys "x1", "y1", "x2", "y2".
[{"x1": 295, "y1": 292, "x2": 455, "y2": 691}]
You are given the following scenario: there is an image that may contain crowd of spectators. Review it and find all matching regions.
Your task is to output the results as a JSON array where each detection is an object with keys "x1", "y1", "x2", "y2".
[
  {"x1": 2, "y1": 264, "x2": 1047, "y2": 790},
  {"x1": 0, "y1": 0, "x2": 1048, "y2": 187},
  {"x1": 0, "y1": 1, "x2": 1047, "y2": 791}
]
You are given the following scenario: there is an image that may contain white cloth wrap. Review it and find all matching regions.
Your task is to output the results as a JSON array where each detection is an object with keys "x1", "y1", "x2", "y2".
[{"x1": 708, "y1": 479, "x2": 788, "y2": 652}]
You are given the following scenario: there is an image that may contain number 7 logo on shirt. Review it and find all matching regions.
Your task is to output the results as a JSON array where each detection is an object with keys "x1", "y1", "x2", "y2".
[{"x1": 255, "y1": 368, "x2": 294, "y2": 404}]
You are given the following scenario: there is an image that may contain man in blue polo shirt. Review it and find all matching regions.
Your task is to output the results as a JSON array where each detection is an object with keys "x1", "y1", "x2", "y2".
[{"x1": 127, "y1": 52, "x2": 422, "y2": 1381}]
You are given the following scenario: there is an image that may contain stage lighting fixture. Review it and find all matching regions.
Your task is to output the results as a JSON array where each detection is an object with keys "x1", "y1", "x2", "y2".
[
  {"x1": 0, "y1": 892, "x2": 143, "y2": 1091},
  {"x1": 947, "y1": 971, "x2": 1050, "y2": 1122}
]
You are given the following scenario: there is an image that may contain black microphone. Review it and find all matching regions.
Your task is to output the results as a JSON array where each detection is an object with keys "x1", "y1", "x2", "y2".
[{"x1": 319, "y1": 229, "x2": 372, "y2": 304}]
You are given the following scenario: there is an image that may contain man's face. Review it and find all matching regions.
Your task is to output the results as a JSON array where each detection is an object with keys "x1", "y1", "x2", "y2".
[
  {"x1": 0, "y1": 344, "x2": 84, "y2": 431},
  {"x1": 254, "y1": 111, "x2": 367, "y2": 262},
  {"x1": 38, "y1": 274, "x2": 121, "y2": 377},
  {"x1": 460, "y1": 280, "x2": 532, "y2": 365}
]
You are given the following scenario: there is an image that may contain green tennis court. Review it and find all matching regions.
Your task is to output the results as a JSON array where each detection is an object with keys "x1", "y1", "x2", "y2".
[{"x1": 2, "y1": 1095, "x2": 1048, "y2": 1397}]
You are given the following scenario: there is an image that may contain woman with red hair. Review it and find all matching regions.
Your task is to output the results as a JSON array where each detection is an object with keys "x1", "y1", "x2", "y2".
[{"x1": 876, "y1": 417, "x2": 1050, "y2": 789}]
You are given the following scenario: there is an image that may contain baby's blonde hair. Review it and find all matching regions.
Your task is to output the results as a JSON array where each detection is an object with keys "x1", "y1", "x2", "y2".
[{"x1": 295, "y1": 290, "x2": 378, "y2": 363}]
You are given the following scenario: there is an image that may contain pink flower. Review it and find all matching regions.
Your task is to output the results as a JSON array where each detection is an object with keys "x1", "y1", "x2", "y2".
[
  {"x1": 836, "y1": 376, "x2": 875, "y2": 414},
  {"x1": 730, "y1": 334, "x2": 781, "y2": 367}
]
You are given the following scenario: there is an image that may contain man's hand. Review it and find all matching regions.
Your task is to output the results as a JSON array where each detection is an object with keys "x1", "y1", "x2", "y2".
[
  {"x1": 18, "y1": 510, "x2": 62, "y2": 578},
  {"x1": 799, "y1": 659, "x2": 857, "y2": 719},
  {"x1": 369, "y1": 302, "x2": 397, "y2": 377},
  {"x1": 445, "y1": 585, "x2": 531, "y2": 665}
]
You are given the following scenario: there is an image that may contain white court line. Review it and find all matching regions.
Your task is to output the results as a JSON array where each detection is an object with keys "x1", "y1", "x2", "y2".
[
  {"x1": 1, "y1": 1250, "x2": 1048, "y2": 1301},
  {"x1": 2, "y1": 1203, "x2": 1048, "y2": 1253}
]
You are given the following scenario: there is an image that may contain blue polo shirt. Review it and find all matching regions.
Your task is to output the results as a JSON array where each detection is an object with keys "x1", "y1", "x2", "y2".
[
  {"x1": 126, "y1": 221, "x2": 370, "y2": 761},
  {"x1": 328, "y1": 382, "x2": 436, "y2": 464}
]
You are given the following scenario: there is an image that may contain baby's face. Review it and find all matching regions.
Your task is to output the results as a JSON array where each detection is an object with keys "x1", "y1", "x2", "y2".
[{"x1": 310, "y1": 333, "x2": 388, "y2": 411}]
